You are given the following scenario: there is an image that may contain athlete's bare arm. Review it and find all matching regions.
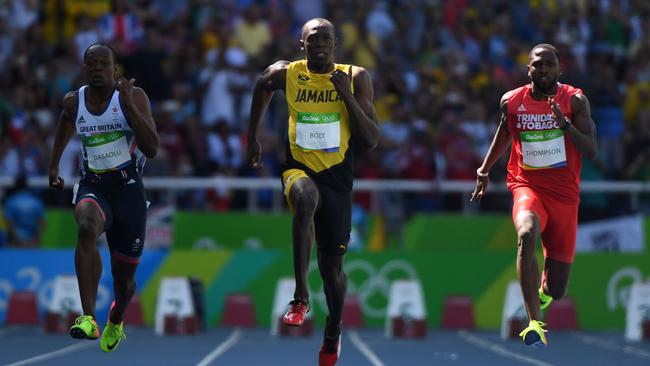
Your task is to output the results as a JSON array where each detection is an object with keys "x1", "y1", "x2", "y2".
[
  {"x1": 330, "y1": 66, "x2": 378, "y2": 151},
  {"x1": 549, "y1": 94, "x2": 597, "y2": 159},
  {"x1": 247, "y1": 60, "x2": 289, "y2": 169},
  {"x1": 117, "y1": 78, "x2": 159, "y2": 158},
  {"x1": 49, "y1": 92, "x2": 78, "y2": 190},
  {"x1": 471, "y1": 95, "x2": 513, "y2": 202}
]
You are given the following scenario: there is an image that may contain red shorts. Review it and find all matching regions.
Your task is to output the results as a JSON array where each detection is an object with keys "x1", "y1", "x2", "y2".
[{"x1": 511, "y1": 186, "x2": 578, "y2": 263}]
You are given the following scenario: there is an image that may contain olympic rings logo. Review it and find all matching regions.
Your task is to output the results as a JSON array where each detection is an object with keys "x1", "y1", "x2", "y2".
[
  {"x1": 307, "y1": 259, "x2": 419, "y2": 318},
  {"x1": 607, "y1": 266, "x2": 649, "y2": 311},
  {"x1": 321, "y1": 115, "x2": 338, "y2": 123}
]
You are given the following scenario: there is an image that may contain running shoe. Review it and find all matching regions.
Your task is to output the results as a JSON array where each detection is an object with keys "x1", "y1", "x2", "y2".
[
  {"x1": 282, "y1": 299, "x2": 309, "y2": 326},
  {"x1": 519, "y1": 320, "x2": 548, "y2": 348},
  {"x1": 318, "y1": 333, "x2": 341, "y2": 366},
  {"x1": 100, "y1": 301, "x2": 126, "y2": 353},
  {"x1": 539, "y1": 288, "x2": 553, "y2": 310},
  {"x1": 70, "y1": 315, "x2": 100, "y2": 340}
]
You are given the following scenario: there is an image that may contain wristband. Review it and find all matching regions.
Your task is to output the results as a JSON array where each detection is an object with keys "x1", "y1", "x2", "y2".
[{"x1": 476, "y1": 169, "x2": 488, "y2": 178}]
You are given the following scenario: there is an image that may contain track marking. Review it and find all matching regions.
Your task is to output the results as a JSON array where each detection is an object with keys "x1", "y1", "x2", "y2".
[
  {"x1": 194, "y1": 328, "x2": 242, "y2": 366},
  {"x1": 571, "y1": 332, "x2": 650, "y2": 360},
  {"x1": 349, "y1": 330, "x2": 385, "y2": 366},
  {"x1": 457, "y1": 330, "x2": 554, "y2": 366},
  {"x1": 3, "y1": 342, "x2": 93, "y2": 366}
]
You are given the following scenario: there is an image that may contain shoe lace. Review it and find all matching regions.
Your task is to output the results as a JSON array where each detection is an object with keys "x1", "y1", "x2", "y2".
[
  {"x1": 74, "y1": 315, "x2": 92, "y2": 325},
  {"x1": 533, "y1": 320, "x2": 547, "y2": 330},
  {"x1": 519, "y1": 320, "x2": 548, "y2": 337},
  {"x1": 106, "y1": 323, "x2": 126, "y2": 340},
  {"x1": 289, "y1": 300, "x2": 308, "y2": 312},
  {"x1": 530, "y1": 320, "x2": 548, "y2": 333}
]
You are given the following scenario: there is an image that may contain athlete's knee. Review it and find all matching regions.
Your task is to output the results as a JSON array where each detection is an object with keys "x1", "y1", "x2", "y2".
[
  {"x1": 517, "y1": 224, "x2": 535, "y2": 243},
  {"x1": 76, "y1": 218, "x2": 102, "y2": 243},
  {"x1": 293, "y1": 186, "x2": 318, "y2": 216},
  {"x1": 516, "y1": 214, "x2": 537, "y2": 247},
  {"x1": 318, "y1": 253, "x2": 342, "y2": 278},
  {"x1": 76, "y1": 205, "x2": 103, "y2": 239}
]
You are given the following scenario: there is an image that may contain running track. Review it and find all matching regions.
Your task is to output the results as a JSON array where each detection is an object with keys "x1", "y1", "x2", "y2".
[{"x1": 1, "y1": 326, "x2": 650, "y2": 365}]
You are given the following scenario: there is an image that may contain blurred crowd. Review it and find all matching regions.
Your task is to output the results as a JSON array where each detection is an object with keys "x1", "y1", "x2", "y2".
[{"x1": 1, "y1": 0, "x2": 650, "y2": 215}]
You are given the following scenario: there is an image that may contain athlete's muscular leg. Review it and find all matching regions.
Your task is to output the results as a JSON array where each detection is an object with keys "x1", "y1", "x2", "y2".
[
  {"x1": 542, "y1": 258, "x2": 571, "y2": 300},
  {"x1": 109, "y1": 258, "x2": 137, "y2": 324},
  {"x1": 515, "y1": 211, "x2": 542, "y2": 321},
  {"x1": 74, "y1": 203, "x2": 104, "y2": 317},
  {"x1": 317, "y1": 251, "x2": 347, "y2": 338},
  {"x1": 289, "y1": 178, "x2": 319, "y2": 303}
]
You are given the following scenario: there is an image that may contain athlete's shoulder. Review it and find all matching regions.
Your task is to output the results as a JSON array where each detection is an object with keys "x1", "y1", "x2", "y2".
[
  {"x1": 503, "y1": 85, "x2": 529, "y2": 100},
  {"x1": 259, "y1": 60, "x2": 290, "y2": 91},
  {"x1": 349, "y1": 64, "x2": 369, "y2": 76},
  {"x1": 283, "y1": 59, "x2": 302, "y2": 70},
  {"x1": 501, "y1": 85, "x2": 529, "y2": 110},
  {"x1": 62, "y1": 90, "x2": 79, "y2": 111},
  {"x1": 130, "y1": 86, "x2": 149, "y2": 99},
  {"x1": 262, "y1": 60, "x2": 290, "y2": 76},
  {"x1": 559, "y1": 83, "x2": 583, "y2": 97}
]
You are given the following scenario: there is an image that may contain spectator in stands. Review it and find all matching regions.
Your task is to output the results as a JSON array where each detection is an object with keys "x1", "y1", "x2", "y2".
[
  {"x1": 207, "y1": 119, "x2": 243, "y2": 176},
  {"x1": 200, "y1": 47, "x2": 252, "y2": 130},
  {"x1": 0, "y1": 18, "x2": 14, "y2": 73},
  {"x1": 73, "y1": 13, "x2": 100, "y2": 63},
  {"x1": 98, "y1": 0, "x2": 143, "y2": 55},
  {"x1": 0, "y1": 0, "x2": 648, "y2": 217},
  {"x1": 233, "y1": 4, "x2": 271, "y2": 66},
  {"x1": 2, "y1": 175, "x2": 45, "y2": 247}
]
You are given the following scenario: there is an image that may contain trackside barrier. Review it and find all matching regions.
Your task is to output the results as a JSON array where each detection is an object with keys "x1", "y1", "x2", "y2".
[
  {"x1": 6, "y1": 290, "x2": 39, "y2": 325},
  {"x1": 8, "y1": 177, "x2": 649, "y2": 212},
  {"x1": 546, "y1": 298, "x2": 579, "y2": 330},
  {"x1": 221, "y1": 293, "x2": 256, "y2": 327},
  {"x1": 501, "y1": 281, "x2": 526, "y2": 339},
  {"x1": 441, "y1": 296, "x2": 475, "y2": 329},
  {"x1": 44, "y1": 275, "x2": 82, "y2": 333},
  {"x1": 342, "y1": 294, "x2": 364, "y2": 328},
  {"x1": 124, "y1": 295, "x2": 144, "y2": 326},
  {"x1": 155, "y1": 277, "x2": 196, "y2": 335},
  {"x1": 625, "y1": 281, "x2": 650, "y2": 342},
  {"x1": 385, "y1": 279, "x2": 427, "y2": 338}
]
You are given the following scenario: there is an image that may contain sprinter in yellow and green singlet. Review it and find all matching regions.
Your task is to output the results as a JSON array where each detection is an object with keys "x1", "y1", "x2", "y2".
[{"x1": 247, "y1": 18, "x2": 378, "y2": 366}]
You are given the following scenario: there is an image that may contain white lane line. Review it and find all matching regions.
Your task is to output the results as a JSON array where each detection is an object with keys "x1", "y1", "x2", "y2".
[
  {"x1": 194, "y1": 328, "x2": 243, "y2": 366},
  {"x1": 349, "y1": 330, "x2": 386, "y2": 366},
  {"x1": 3, "y1": 342, "x2": 94, "y2": 366},
  {"x1": 571, "y1": 332, "x2": 650, "y2": 360},
  {"x1": 458, "y1": 330, "x2": 554, "y2": 366}
]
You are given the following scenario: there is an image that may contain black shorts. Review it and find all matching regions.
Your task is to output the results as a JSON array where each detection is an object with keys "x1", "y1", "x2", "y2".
[
  {"x1": 282, "y1": 169, "x2": 351, "y2": 256},
  {"x1": 74, "y1": 165, "x2": 147, "y2": 263}
]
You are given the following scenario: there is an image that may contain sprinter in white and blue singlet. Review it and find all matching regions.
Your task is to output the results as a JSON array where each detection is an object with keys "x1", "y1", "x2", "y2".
[{"x1": 49, "y1": 43, "x2": 159, "y2": 353}]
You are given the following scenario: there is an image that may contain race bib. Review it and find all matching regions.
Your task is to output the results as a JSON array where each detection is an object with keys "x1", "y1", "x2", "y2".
[
  {"x1": 520, "y1": 129, "x2": 567, "y2": 169},
  {"x1": 295, "y1": 112, "x2": 340, "y2": 151},
  {"x1": 83, "y1": 131, "x2": 130, "y2": 172}
]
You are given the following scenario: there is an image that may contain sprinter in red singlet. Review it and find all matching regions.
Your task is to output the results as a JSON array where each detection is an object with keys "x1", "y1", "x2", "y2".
[{"x1": 470, "y1": 44, "x2": 597, "y2": 348}]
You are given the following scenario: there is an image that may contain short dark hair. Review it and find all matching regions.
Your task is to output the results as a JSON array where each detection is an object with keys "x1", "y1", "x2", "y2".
[
  {"x1": 529, "y1": 43, "x2": 560, "y2": 61},
  {"x1": 83, "y1": 43, "x2": 116, "y2": 63}
]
